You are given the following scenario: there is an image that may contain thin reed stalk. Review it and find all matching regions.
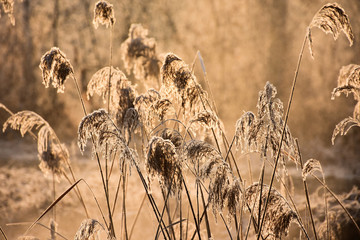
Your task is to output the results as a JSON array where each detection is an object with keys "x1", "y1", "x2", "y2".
[
  {"x1": 297, "y1": 140, "x2": 318, "y2": 239},
  {"x1": 257, "y1": 34, "x2": 308, "y2": 240},
  {"x1": 71, "y1": 72, "x2": 116, "y2": 237}
]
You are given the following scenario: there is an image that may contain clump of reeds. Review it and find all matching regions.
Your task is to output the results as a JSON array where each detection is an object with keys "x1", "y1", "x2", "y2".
[
  {"x1": 146, "y1": 136, "x2": 182, "y2": 195},
  {"x1": 120, "y1": 23, "x2": 161, "y2": 85},
  {"x1": 308, "y1": 2, "x2": 354, "y2": 58},
  {"x1": 235, "y1": 82, "x2": 299, "y2": 164},
  {"x1": 1, "y1": 0, "x2": 15, "y2": 25},
  {"x1": 245, "y1": 183, "x2": 297, "y2": 239},
  {"x1": 160, "y1": 128, "x2": 182, "y2": 148},
  {"x1": 39, "y1": 47, "x2": 74, "y2": 93},
  {"x1": 74, "y1": 219, "x2": 104, "y2": 240},
  {"x1": 93, "y1": 0, "x2": 115, "y2": 29}
]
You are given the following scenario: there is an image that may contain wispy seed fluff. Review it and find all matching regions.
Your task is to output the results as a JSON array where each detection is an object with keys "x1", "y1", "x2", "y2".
[
  {"x1": 308, "y1": 3, "x2": 354, "y2": 58},
  {"x1": 93, "y1": 0, "x2": 115, "y2": 29},
  {"x1": 245, "y1": 183, "x2": 297, "y2": 239},
  {"x1": 39, "y1": 47, "x2": 73, "y2": 93},
  {"x1": 146, "y1": 136, "x2": 182, "y2": 195}
]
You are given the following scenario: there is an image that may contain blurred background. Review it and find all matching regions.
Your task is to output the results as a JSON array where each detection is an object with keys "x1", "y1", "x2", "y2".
[{"x1": 1, "y1": 0, "x2": 359, "y2": 176}]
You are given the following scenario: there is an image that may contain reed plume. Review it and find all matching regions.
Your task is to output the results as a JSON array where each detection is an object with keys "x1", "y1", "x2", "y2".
[
  {"x1": 146, "y1": 136, "x2": 182, "y2": 195},
  {"x1": 235, "y1": 111, "x2": 256, "y2": 153},
  {"x1": 235, "y1": 82, "x2": 299, "y2": 164},
  {"x1": 134, "y1": 88, "x2": 161, "y2": 132},
  {"x1": 93, "y1": 0, "x2": 115, "y2": 29},
  {"x1": 120, "y1": 23, "x2": 161, "y2": 84},
  {"x1": 1, "y1": 0, "x2": 15, "y2": 25},
  {"x1": 302, "y1": 158, "x2": 324, "y2": 181},
  {"x1": 332, "y1": 64, "x2": 360, "y2": 101},
  {"x1": 308, "y1": 3, "x2": 354, "y2": 58},
  {"x1": 160, "y1": 53, "x2": 207, "y2": 117},
  {"x1": 78, "y1": 109, "x2": 126, "y2": 156},
  {"x1": 160, "y1": 128, "x2": 183, "y2": 149},
  {"x1": 331, "y1": 64, "x2": 360, "y2": 143},
  {"x1": 3, "y1": 111, "x2": 68, "y2": 178},
  {"x1": 122, "y1": 108, "x2": 139, "y2": 144},
  {"x1": 74, "y1": 219, "x2": 104, "y2": 240},
  {"x1": 183, "y1": 140, "x2": 240, "y2": 219},
  {"x1": 245, "y1": 183, "x2": 297, "y2": 239}
]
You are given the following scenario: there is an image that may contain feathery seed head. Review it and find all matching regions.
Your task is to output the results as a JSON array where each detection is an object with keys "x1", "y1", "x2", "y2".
[
  {"x1": 146, "y1": 136, "x2": 182, "y2": 195},
  {"x1": 93, "y1": 0, "x2": 115, "y2": 29},
  {"x1": 160, "y1": 128, "x2": 182, "y2": 149},
  {"x1": 235, "y1": 111, "x2": 256, "y2": 152},
  {"x1": 245, "y1": 183, "x2": 297, "y2": 239},
  {"x1": 39, "y1": 47, "x2": 73, "y2": 93},
  {"x1": 332, "y1": 64, "x2": 360, "y2": 101},
  {"x1": 308, "y1": 3, "x2": 354, "y2": 57},
  {"x1": 302, "y1": 158, "x2": 324, "y2": 181}
]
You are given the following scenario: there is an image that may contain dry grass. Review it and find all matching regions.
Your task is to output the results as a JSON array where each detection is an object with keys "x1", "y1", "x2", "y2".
[{"x1": 1, "y1": 2, "x2": 360, "y2": 240}]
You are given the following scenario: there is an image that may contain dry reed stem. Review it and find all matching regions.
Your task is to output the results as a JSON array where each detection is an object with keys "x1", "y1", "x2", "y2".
[
  {"x1": 39, "y1": 47, "x2": 73, "y2": 93},
  {"x1": 308, "y1": 3, "x2": 354, "y2": 58},
  {"x1": 93, "y1": 0, "x2": 115, "y2": 29}
]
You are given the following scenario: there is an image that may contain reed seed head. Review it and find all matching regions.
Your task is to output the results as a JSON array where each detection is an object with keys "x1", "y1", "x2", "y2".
[
  {"x1": 3, "y1": 110, "x2": 45, "y2": 136},
  {"x1": 93, "y1": 0, "x2": 115, "y2": 29},
  {"x1": 332, "y1": 64, "x2": 360, "y2": 101},
  {"x1": 160, "y1": 128, "x2": 182, "y2": 149},
  {"x1": 308, "y1": 3, "x2": 354, "y2": 57},
  {"x1": 235, "y1": 111, "x2": 256, "y2": 152},
  {"x1": 39, "y1": 47, "x2": 73, "y2": 93},
  {"x1": 302, "y1": 158, "x2": 324, "y2": 181},
  {"x1": 245, "y1": 183, "x2": 297, "y2": 239},
  {"x1": 146, "y1": 136, "x2": 182, "y2": 195},
  {"x1": 78, "y1": 109, "x2": 126, "y2": 156},
  {"x1": 122, "y1": 108, "x2": 139, "y2": 143}
]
